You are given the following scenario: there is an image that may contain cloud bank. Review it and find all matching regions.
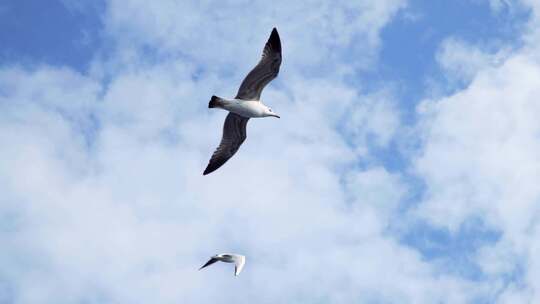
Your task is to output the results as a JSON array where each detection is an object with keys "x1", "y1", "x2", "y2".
[{"x1": 1, "y1": 0, "x2": 540, "y2": 303}]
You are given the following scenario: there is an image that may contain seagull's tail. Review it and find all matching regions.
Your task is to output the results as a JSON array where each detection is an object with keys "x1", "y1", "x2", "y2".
[{"x1": 209, "y1": 95, "x2": 225, "y2": 109}]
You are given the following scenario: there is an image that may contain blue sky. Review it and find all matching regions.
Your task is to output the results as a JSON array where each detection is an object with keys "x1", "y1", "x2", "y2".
[
  {"x1": 0, "y1": 1, "x2": 103, "y2": 70},
  {"x1": 1, "y1": 0, "x2": 540, "y2": 303}
]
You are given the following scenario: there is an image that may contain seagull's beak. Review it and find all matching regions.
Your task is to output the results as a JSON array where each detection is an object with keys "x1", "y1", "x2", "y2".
[{"x1": 272, "y1": 114, "x2": 281, "y2": 119}]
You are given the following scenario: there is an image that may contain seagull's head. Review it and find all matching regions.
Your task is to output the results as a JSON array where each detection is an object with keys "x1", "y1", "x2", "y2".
[{"x1": 264, "y1": 106, "x2": 280, "y2": 118}]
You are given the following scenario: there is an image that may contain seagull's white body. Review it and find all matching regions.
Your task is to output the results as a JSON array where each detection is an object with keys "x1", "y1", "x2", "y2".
[
  {"x1": 220, "y1": 98, "x2": 270, "y2": 118},
  {"x1": 199, "y1": 253, "x2": 246, "y2": 276}
]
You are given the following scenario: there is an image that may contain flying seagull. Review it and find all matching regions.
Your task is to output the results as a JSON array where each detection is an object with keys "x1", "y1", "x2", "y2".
[
  {"x1": 203, "y1": 27, "x2": 282, "y2": 175},
  {"x1": 199, "y1": 253, "x2": 246, "y2": 276}
]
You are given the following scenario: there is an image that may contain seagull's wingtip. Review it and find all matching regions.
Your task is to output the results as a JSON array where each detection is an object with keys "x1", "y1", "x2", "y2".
[
  {"x1": 268, "y1": 28, "x2": 281, "y2": 53},
  {"x1": 270, "y1": 28, "x2": 279, "y2": 38}
]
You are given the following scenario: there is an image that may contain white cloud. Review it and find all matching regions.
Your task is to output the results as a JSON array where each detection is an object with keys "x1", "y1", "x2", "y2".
[
  {"x1": 3, "y1": 1, "x2": 475, "y2": 303},
  {"x1": 415, "y1": 34, "x2": 540, "y2": 233},
  {"x1": 101, "y1": 0, "x2": 407, "y2": 77},
  {"x1": 1, "y1": 61, "x2": 442, "y2": 302},
  {"x1": 6, "y1": 0, "x2": 540, "y2": 303},
  {"x1": 411, "y1": 2, "x2": 540, "y2": 302},
  {"x1": 436, "y1": 37, "x2": 512, "y2": 84}
]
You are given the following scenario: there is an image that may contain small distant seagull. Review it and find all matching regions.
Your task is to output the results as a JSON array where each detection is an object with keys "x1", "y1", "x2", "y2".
[
  {"x1": 199, "y1": 253, "x2": 246, "y2": 276},
  {"x1": 203, "y1": 27, "x2": 282, "y2": 175}
]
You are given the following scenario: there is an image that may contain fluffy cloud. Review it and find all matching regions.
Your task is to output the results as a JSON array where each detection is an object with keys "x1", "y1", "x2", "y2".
[
  {"x1": 0, "y1": 62, "x2": 440, "y2": 303},
  {"x1": 411, "y1": 1, "x2": 540, "y2": 302},
  {"x1": 436, "y1": 37, "x2": 512, "y2": 84},
  {"x1": 2, "y1": 1, "x2": 461, "y2": 303},
  {"x1": 102, "y1": 0, "x2": 406, "y2": 74},
  {"x1": 3, "y1": 0, "x2": 540, "y2": 303}
]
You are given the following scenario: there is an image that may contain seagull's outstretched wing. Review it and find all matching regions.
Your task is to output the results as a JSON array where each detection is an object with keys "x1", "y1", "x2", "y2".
[
  {"x1": 203, "y1": 113, "x2": 249, "y2": 175},
  {"x1": 235, "y1": 28, "x2": 282, "y2": 101},
  {"x1": 199, "y1": 257, "x2": 219, "y2": 270},
  {"x1": 233, "y1": 255, "x2": 246, "y2": 276}
]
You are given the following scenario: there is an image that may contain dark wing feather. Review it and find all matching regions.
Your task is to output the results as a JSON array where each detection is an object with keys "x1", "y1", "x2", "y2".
[
  {"x1": 203, "y1": 113, "x2": 249, "y2": 175},
  {"x1": 235, "y1": 28, "x2": 282, "y2": 101},
  {"x1": 199, "y1": 257, "x2": 219, "y2": 270}
]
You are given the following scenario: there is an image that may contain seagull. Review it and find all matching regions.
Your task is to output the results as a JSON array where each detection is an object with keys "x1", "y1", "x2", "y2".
[
  {"x1": 199, "y1": 253, "x2": 246, "y2": 276},
  {"x1": 203, "y1": 27, "x2": 282, "y2": 175}
]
